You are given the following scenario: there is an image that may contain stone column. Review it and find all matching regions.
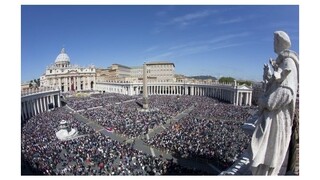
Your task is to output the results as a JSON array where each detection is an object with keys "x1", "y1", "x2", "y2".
[
  {"x1": 57, "y1": 94, "x2": 61, "y2": 107},
  {"x1": 21, "y1": 102, "x2": 25, "y2": 120},
  {"x1": 52, "y1": 95, "x2": 56, "y2": 108},
  {"x1": 36, "y1": 99, "x2": 40, "y2": 114},
  {"x1": 42, "y1": 97, "x2": 45, "y2": 112},
  {"x1": 245, "y1": 92, "x2": 248, "y2": 106},
  {"x1": 64, "y1": 77, "x2": 68, "y2": 92},
  {"x1": 43, "y1": 97, "x2": 46, "y2": 111},
  {"x1": 129, "y1": 85, "x2": 133, "y2": 96},
  {"x1": 92, "y1": 75, "x2": 95, "y2": 90},
  {"x1": 24, "y1": 101, "x2": 28, "y2": 119},
  {"x1": 46, "y1": 96, "x2": 50, "y2": 110},
  {"x1": 32, "y1": 99, "x2": 37, "y2": 115},
  {"x1": 235, "y1": 91, "x2": 238, "y2": 106},
  {"x1": 26, "y1": 100, "x2": 30, "y2": 118},
  {"x1": 21, "y1": 103, "x2": 25, "y2": 121},
  {"x1": 32, "y1": 100, "x2": 35, "y2": 116},
  {"x1": 39, "y1": 97, "x2": 43, "y2": 113},
  {"x1": 76, "y1": 77, "x2": 79, "y2": 91},
  {"x1": 239, "y1": 92, "x2": 243, "y2": 106},
  {"x1": 58, "y1": 78, "x2": 61, "y2": 91},
  {"x1": 27, "y1": 100, "x2": 30, "y2": 118},
  {"x1": 249, "y1": 92, "x2": 252, "y2": 106},
  {"x1": 142, "y1": 63, "x2": 148, "y2": 109}
]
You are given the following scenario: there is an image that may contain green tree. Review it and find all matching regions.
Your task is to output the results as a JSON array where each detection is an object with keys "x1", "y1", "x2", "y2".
[
  {"x1": 238, "y1": 80, "x2": 252, "y2": 86},
  {"x1": 36, "y1": 78, "x2": 40, "y2": 87},
  {"x1": 218, "y1": 77, "x2": 235, "y2": 84}
]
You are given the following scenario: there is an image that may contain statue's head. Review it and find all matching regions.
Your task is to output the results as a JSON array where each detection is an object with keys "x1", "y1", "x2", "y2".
[{"x1": 274, "y1": 31, "x2": 291, "y2": 54}]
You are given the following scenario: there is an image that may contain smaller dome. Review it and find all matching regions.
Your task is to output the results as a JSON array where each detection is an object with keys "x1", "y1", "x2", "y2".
[{"x1": 55, "y1": 48, "x2": 70, "y2": 63}]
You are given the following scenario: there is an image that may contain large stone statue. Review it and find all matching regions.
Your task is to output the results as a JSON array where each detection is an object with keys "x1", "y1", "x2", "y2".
[{"x1": 250, "y1": 31, "x2": 299, "y2": 175}]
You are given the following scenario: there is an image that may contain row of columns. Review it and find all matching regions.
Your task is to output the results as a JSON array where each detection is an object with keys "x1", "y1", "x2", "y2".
[
  {"x1": 235, "y1": 91, "x2": 252, "y2": 106},
  {"x1": 96, "y1": 83, "x2": 253, "y2": 106},
  {"x1": 21, "y1": 93, "x2": 61, "y2": 122},
  {"x1": 49, "y1": 75, "x2": 95, "y2": 92}
]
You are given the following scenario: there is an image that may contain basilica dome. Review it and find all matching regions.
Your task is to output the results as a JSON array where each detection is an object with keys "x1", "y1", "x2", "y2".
[{"x1": 55, "y1": 48, "x2": 70, "y2": 63}]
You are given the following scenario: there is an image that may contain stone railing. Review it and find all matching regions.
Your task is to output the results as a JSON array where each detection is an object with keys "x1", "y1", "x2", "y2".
[
  {"x1": 21, "y1": 87, "x2": 60, "y2": 97},
  {"x1": 98, "y1": 80, "x2": 236, "y2": 87}
]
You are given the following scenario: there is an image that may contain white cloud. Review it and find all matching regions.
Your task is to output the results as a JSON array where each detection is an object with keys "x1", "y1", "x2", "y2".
[
  {"x1": 144, "y1": 46, "x2": 159, "y2": 53},
  {"x1": 150, "y1": 32, "x2": 250, "y2": 59},
  {"x1": 218, "y1": 17, "x2": 244, "y2": 24},
  {"x1": 171, "y1": 10, "x2": 212, "y2": 24},
  {"x1": 153, "y1": 9, "x2": 217, "y2": 33}
]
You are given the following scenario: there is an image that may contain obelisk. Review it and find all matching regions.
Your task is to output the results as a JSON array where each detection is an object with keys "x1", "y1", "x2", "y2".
[{"x1": 142, "y1": 62, "x2": 149, "y2": 109}]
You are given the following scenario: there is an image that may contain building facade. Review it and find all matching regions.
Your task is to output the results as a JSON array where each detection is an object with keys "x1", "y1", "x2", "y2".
[
  {"x1": 40, "y1": 48, "x2": 96, "y2": 92},
  {"x1": 37, "y1": 49, "x2": 252, "y2": 106},
  {"x1": 145, "y1": 61, "x2": 175, "y2": 83},
  {"x1": 96, "y1": 61, "x2": 175, "y2": 83}
]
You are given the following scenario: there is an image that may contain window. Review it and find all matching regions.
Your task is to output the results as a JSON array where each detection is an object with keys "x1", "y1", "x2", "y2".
[{"x1": 50, "y1": 70, "x2": 52, "y2": 73}]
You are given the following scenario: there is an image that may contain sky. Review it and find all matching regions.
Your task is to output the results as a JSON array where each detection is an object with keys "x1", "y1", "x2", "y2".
[{"x1": 21, "y1": 5, "x2": 299, "y2": 82}]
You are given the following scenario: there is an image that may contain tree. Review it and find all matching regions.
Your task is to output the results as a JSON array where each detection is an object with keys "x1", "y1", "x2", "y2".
[
  {"x1": 218, "y1": 77, "x2": 235, "y2": 84},
  {"x1": 238, "y1": 80, "x2": 252, "y2": 86},
  {"x1": 36, "y1": 78, "x2": 40, "y2": 87}
]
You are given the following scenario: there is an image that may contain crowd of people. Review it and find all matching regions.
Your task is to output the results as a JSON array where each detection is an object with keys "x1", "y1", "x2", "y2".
[
  {"x1": 146, "y1": 99, "x2": 257, "y2": 169},
  {"x1": 21, "y1": 107, "x2": 95, "y2": 175},
  {"x1": 146, "y1": 117, "x2": 250, "y2": 169},
  {"x1": 21, "y1": 107, "x2": 210, "y2": 175},
  {"x1": 136, "y1": 95, "x2": 197, "y2": 116},
  {"x1": 79, "y1": 95, "x2": 211, "y2": 138},
  {"x1": 22, "y1": 92, "x2": 258, "y2": 175},
  {"x1": 80, "y1": 101, "x2": 171, "y2": 138},
  {"x1": 190, "y1": 97, "x2": 255, "y2": 122},
  {"x1": 65, "y1": 93, "x2": 139, "y2": 111}
]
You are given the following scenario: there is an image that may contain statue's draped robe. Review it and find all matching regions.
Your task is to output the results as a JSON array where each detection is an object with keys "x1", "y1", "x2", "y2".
[{"x1": 250, "y1": 50, "x2": 298, "y2": 175}]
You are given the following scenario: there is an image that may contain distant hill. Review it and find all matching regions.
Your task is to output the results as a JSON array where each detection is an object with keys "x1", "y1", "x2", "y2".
[{"x1": 188, "y1": 75, "x2": 218, "y2": 80}]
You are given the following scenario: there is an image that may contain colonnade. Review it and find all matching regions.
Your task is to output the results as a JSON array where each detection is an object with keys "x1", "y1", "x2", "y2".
[
  {"x1": 21, "y1": 89, "x2": 61, "y2": 122},
  {"x1": 95, "y1": 82, "x2": 253, "y2": 106}
]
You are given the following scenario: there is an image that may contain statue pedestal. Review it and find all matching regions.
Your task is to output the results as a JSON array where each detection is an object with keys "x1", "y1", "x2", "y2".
[{"x1": 142, "y1": 97, "x2": 149, "y2": 109}]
